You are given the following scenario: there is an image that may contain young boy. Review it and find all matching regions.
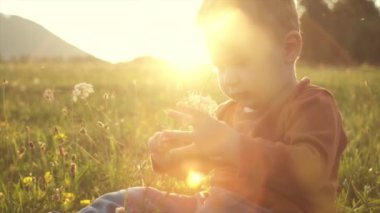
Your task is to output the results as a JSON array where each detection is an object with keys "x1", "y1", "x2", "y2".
[{"x1": 80, "y1": 0, "x2": 348, "y2": 212}]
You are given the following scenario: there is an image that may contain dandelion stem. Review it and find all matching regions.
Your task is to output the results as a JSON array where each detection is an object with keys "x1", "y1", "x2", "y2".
[{"x1": 2, "y1": 80, "x2": 7, "y2": 123}]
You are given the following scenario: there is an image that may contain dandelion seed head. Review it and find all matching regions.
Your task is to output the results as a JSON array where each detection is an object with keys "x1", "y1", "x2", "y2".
[
  {"x1": 43, "y1": 89, "x2": 55, "y2": 102},
  {"x1": 72, "y1": 82, "x2": 94, "y2": 102},
  {"x1": 33, "y1": 77, "x2": 40, "y2": 85},
  {"x1": 177, "y1": 93, "x2": 218, "y2": 115},
  {"x1": 96, "y1": 121, "x2": 105, "y2": 128}
]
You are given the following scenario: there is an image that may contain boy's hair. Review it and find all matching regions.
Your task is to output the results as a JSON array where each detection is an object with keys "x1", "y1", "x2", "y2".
[{"x1": 197, "y1": 0, "x2": 300, "y2": 40}]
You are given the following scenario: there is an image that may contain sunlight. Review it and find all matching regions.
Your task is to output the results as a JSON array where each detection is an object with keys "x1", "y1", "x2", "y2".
[
  {"x1": 0, "y1": 0, "x2": 210, "y2": 65},
  {"x1": 186, "y1": 170, "x2": 204, "y2": 188}
]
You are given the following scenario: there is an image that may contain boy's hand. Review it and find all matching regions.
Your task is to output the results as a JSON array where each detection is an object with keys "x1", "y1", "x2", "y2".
[
  {"x1": 163, "y1": 105, "x2": 241, "y2": 166},
  {"x1": 147, "y1": 131, "x2": 190, "y2": 154},
  {"x1": 147, "y1": 130, "x2": 192, "y2": 170}
]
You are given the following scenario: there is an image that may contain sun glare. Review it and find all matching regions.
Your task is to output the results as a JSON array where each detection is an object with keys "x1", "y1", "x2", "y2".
[
  {"x1": 186, "y1": 170, "x2": 204, "y2": 188},
  {"x1": 0, "y1": 0, "x2": 210, "y2": 67}
]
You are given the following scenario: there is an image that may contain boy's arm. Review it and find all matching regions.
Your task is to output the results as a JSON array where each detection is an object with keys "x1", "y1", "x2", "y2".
[
  {"x1": 149, "y1": 100, "x2": 235, "y2": 180},
  {"x1": 234, "y1": 91, "x2": 346, "y2": 192}
]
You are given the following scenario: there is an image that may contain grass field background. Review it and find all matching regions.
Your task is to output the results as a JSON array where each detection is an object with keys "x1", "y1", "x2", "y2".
[{"x1": 0, "y1": 62, "x2": 379, "y2": 212}]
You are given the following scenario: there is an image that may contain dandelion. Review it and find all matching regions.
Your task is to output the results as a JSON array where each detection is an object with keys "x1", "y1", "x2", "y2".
[
  {"x1": 63, "y1": 192, "x2": 75, "y2": 209},
  {"x1": 44, "y1": 171, "x2": 53, "y2": 184},
  {"x1": 0, "y1": 192, "x2": 4, "y2": 200},
  {"x1": 72, "y1": 82, "x2": 94, "y2": 102},
  {"x1": 22, "y1": 176, "x2": 34, "y2": 187},
  {"x1": 103, "y1": 92, "x2": 109, "y2": 100},
  {"x1": 61, "y1": 107, "x2": 68, "y2": 116},
  {"x1": 38, "y1": 142, "x2": 47, "y2": 153},
  {"x1": 63, "y1": 192, "x2": 75, "y2": 200},
  {"x1": 96, "y1": 121, "x2": 105, "y2": 128},
  {"x1": 43, "y1": 88, "x2": 55, "y2": 102},
  {"x1": 32, "y1": 77, "x2": 40, "y2": 85},
  {"x1": 80, "y1": 199, "x2": 91, "y2": 206},
  {"x1": 54, "y1": 133, "x2": 66, "y2": 142},
  {"x1": 176, "y1": 92, "x2": 218, "y2": 115}
]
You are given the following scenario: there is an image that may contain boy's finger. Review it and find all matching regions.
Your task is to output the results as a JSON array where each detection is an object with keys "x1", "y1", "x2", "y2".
[
  {"x1": 169, "y1": 144, "x2": 201, "y2": 160},
  {"x1": 165, "y1": 109, "x2": 193, "y2": 123},
  {"x1": 162, "y1": 130, "x2": 194, "y2": 141},
  {"x1": 175, "y1": 103, "x2": 205, "y2": 118}
]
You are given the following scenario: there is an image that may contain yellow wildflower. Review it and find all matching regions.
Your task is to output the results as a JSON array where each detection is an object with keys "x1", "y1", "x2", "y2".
[
  {"x1": 63, "y1": 192, "x2": 75, "y2": 201},
  {"x1": 54, "y1": 133, "x2": 66, "y2": 142},
  {"x1": 80, "y1": 199, "x2": 91, "y2": 206},
  {"x1": 63, "y1": 192, "x2": 75, "y2": 209},
  {"x1": 22, "y1": 176, "x2": 33, "y2": 187},
  {"x1": 44, "y1": 171, "x2": 53, "y2": 184}
]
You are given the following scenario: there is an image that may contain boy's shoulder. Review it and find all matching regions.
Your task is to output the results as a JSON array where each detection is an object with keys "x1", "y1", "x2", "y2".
[
  {"x1": 213, "y1": 77, "x2": 340, "y2": 120},
  {"x1": 291, "y1": 77, "x2": 339, "y2": 110}
]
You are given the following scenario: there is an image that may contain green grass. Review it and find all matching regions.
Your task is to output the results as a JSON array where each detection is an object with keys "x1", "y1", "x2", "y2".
[{"x1": 0, "y1": 61, "x2": 379, "y2": 212}]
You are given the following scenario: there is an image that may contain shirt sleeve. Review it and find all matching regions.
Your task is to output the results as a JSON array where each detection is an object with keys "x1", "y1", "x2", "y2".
[{"x1": 236, "y1": 90, "x2": 345, "y2": 193}]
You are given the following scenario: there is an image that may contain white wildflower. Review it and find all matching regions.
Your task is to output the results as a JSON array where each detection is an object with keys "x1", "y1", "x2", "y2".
[
  {"x1": 72, "y1": 83, "x2": 94, "y2": 102},
  {"x1": 177, "y1": 92, "x2": 218, "y2": 115},
  {"x1": 33, "y1": 77, "x2": 40, "y2": 85},
  {"x1": 43, "y1": 89, "x2": 55, "y2": 102}
]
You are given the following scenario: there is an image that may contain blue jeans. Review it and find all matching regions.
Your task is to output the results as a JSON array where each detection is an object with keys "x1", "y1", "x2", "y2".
[{"x1": 79, "y1": 186, "x2": 272, "y2": 213}]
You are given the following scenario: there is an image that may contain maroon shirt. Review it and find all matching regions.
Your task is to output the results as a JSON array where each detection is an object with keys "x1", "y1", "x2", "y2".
[{"x1": 151, "y1": 77, "x2": 348, "y2": 213}]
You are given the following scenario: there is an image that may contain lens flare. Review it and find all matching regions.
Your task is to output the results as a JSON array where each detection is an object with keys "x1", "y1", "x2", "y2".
[{"x1": 186, "y1": 170, "x2": 204, "y2": 188}]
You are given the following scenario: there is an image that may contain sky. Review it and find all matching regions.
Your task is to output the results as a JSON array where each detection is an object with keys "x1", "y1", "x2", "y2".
[
  {"x1": 0, "y1": 0, "x2": 210, "y2": 64},
  {"x1": 1, "y1": 0, "x2": 380, "y2": 64}
]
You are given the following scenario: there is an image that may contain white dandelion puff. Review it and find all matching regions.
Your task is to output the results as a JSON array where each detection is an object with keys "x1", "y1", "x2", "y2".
[
  {"x1": 33, "y1": 77, "x2": 40, "y2": 85},
  {"x1": 177, "y1": 92, "x2": 218, "y2": 115},
  {"x1": 72, "y1": 82, "x2": 94, "y2": 102},
  {"x1": 43, "y1": 88, "x2": 55, "y2": 102}
]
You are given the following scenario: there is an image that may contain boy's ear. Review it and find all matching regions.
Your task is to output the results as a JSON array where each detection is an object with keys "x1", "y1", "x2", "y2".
[{"x1": 282, "y1": 31, "x2": 303, "y2": 64}]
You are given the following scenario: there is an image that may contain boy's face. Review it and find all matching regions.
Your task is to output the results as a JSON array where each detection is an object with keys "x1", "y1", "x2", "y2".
[{"x1": 203, "y1": 10, "x2": 288, "y2": 109}]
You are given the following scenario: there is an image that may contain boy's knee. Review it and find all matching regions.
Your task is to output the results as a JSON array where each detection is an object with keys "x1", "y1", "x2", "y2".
[
  {"x1": 79, "y1": 189, "x2": 127, "y2": 213},
  {"x1": 126, "y1": 186, "x2": 164, "y2": 209},
  {"x1": 100, "y1": 189, "x2": 126, "y2": 204}
]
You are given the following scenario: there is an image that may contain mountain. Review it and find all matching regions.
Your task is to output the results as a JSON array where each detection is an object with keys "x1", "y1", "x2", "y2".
[{"x1": 0, "y1": 13, "x2": 97, "y2": 61}]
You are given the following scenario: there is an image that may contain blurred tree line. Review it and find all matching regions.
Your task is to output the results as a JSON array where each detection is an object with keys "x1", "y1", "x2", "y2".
[{"x1": 299, "y1": 0, "x2": 380, "y2": 65}]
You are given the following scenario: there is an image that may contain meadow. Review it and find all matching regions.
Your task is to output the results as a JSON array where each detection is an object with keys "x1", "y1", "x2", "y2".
[{"x1": 0, "y1": 61, "x2": 379, "y2": 212}]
